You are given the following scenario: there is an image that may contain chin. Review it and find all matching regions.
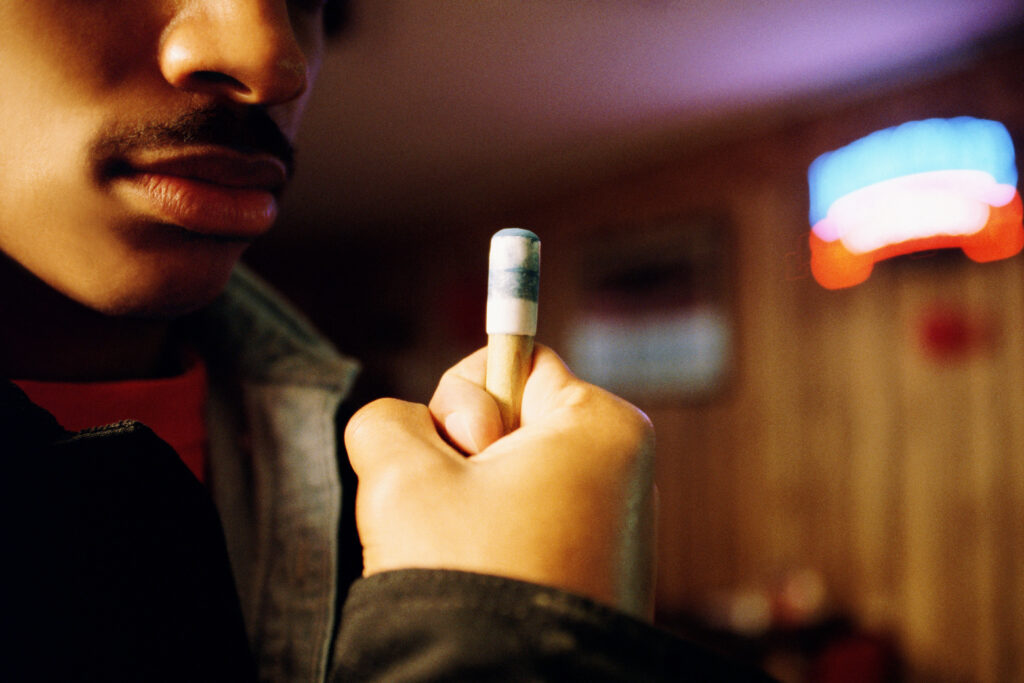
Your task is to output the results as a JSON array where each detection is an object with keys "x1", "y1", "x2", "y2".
[
  {"x1": 97, "y1": 279, "x2": 232, "y2": 319},
  {"x1": 76, "y1": 247, "x2": 246, "y2": 320},
  {"x1": 79, "y1": 278, "x2": 228, "y2": 320}
]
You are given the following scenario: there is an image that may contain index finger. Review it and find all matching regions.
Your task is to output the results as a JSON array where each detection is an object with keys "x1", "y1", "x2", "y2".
[
  {"x1": 428, "y1": 344, "x2": 571, "y2": 453},
  {"x1": 428, "y1": 348, "x2": 502, "y2": 455},
  {"x1": 431, "y1": 344, "x2": 576, "y2": 429}
]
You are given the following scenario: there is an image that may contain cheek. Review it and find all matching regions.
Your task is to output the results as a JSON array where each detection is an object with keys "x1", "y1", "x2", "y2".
[
  {"x1": 0, "y1": 77, "x2": 102, "y2": 256},
  {"x1": 0, "y1": 6, "x2": 156, "y2": 273},
  {"x1": 13, "y1": 216, "x2": 250, "y2": 319},
  {"x1": 0, "y1": 3, "x2": 156, "y2": 96}
]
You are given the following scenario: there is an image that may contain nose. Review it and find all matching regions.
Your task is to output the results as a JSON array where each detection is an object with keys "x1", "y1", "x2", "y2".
[{"x1": 159, "y1": 1, "x2": 311, "y2": 106}]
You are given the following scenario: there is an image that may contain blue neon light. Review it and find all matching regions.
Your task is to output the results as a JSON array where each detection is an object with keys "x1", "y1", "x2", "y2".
[{"x1": 809, "y1": 117, "x2": 1018, "y2": 224}]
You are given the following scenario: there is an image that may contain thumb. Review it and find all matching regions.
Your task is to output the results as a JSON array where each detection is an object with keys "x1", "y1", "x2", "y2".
[
  {"x1": 342, "y1": 397, "x2": 468, "y2": 576},
  {"x1": 344, "y1": 398, "x2": 459, "y2": 478}
]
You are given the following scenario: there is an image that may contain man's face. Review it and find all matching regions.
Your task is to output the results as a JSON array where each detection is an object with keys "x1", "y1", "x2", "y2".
[{"x1": 0, "y1": 1, "x2": 326, "y2": 317}]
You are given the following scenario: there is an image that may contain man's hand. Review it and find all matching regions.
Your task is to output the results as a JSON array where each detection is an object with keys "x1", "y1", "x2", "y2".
[{"x1": 344, "y1": 345, "x2": 656, "y2": 618}]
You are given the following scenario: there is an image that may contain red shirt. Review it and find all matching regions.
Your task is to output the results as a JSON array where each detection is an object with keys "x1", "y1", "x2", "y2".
[{"x1": 13, "y1": 359, "x2": 209, "y2": 483}]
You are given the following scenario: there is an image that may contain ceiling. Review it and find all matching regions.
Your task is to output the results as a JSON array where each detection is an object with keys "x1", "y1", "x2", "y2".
[{"x1": 281, "y1": 0, "x2": 1024, "y2": 238}]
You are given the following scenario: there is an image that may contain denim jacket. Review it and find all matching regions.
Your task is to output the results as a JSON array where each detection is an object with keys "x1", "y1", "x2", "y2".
[{"x1": 186, "y1": 266, "x2": 359, "y2": 682}]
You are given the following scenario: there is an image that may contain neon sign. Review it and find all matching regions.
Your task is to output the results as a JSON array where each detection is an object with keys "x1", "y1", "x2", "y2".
[{"x1": 808, "y1": 117, "x2": 1023, "y2": 289}]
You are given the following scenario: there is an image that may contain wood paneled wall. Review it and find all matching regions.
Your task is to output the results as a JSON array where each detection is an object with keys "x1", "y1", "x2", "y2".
[{"x1": 504, "y1": 40, "x2": 1024, "y2": 682}]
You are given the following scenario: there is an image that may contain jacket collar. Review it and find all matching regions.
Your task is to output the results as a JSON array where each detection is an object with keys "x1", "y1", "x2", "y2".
[{"x1": 183, "y1": 265, "x2": 360, "y2": 395}]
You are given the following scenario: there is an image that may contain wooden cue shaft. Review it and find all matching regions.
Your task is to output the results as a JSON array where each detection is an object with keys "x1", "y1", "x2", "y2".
[{"x1": 486, "y1": 333, "x2": 534, "y2": 432}]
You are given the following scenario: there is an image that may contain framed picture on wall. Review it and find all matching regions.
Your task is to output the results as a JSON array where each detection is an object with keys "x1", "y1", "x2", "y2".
[{"x1": 565, "y1": 213, "x2": 733, "y2": 402}]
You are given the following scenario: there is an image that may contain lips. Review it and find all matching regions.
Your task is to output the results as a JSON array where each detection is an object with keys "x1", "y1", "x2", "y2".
[{"x1": 111, "y1": 148, "x2": 289, "y2": 238}]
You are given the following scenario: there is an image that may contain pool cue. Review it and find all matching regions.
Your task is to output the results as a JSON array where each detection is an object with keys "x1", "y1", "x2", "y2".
[{"x1": 485, "y1": 228, "x2": 541, "y2": 433}]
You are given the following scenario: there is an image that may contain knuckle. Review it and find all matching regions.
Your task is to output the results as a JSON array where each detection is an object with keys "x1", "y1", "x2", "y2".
[
  {"x1": 614, "y1": 406, "x2": 656, "y2": 464},
  {"x1": 430, "y1": 368, "x2": 477, "y2": 409},
  {"x1": 597, "y1": 393, "x2": 655, "y2": 464},
  {"x1": 343, "y1": 398, "x2": 382, "y2": 435},
  {"x1": 565, "y1": 380, "x2": 655, "y2": 466},
  {"x1": 344, "y1": 397, "x2": 414, "y2": 442}
]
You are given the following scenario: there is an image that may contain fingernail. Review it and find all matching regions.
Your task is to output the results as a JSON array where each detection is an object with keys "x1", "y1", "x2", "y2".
[{"x1": 445, "y1": 412, "x2": 482, "y2": 454}]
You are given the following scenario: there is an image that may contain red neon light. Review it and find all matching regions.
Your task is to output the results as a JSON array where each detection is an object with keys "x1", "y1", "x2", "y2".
[{"x1": 810, "y1": 193, "x2": 1023, "y2": 289}]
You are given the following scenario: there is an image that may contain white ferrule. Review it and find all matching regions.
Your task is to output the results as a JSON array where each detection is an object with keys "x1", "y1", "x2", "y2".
[{"x1": 487, "y1": 298, "x2": 538, "y2": 336}]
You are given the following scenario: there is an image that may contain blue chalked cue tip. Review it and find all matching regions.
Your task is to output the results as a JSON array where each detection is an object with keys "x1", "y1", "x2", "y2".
[{"x1": 485, "y1": 228, "x2": 541, "y2": 432}]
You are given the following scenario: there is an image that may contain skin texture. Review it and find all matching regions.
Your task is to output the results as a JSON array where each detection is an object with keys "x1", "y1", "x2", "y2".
[
  {"x1": 0, "y1": 1, "x2": 325, "y2": 378},
  {"x1": 346, "y1": 345, "x2": 658, "y2": 618}
]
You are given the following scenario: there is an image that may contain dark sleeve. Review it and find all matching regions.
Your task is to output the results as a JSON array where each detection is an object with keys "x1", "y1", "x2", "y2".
[
  {"x1": 331, "y1": 569, "x2": 776, "y2": 682},
  {"x1": 1, "y1": 382, "x2": 257, "y2": 682}
]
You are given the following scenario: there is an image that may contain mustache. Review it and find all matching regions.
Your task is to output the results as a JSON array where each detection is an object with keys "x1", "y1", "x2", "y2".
[{"x1": 92, "y1": 106, "x2": 296, "y2": 178}]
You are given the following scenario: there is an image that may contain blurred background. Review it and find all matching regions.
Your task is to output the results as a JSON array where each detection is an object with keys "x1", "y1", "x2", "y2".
[{"x1": 245, "y1": 2, "x2": 1024, "y2": 681}]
